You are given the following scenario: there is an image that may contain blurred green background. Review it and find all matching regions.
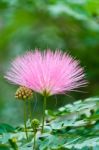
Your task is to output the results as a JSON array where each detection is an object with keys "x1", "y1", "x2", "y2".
[{"x1": 0, "y1": 0, "x2": 99, "y2": 125}]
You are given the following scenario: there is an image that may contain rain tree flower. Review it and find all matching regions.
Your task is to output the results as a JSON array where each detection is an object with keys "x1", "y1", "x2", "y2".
[
  {"x1": 5, "y1": 50, "x2": 86, "y2": 96},
  {"x1": 5, "y1": 49, "x2": 87, "y2": 133}
]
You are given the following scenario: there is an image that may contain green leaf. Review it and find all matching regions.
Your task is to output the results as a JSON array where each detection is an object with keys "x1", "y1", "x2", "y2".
[
  {"x1": 0, "y1": 144, "x2": 10, "y2": 150},
  {"x1": 0, "y1": 124, "x2": 16, "y2": 134}
]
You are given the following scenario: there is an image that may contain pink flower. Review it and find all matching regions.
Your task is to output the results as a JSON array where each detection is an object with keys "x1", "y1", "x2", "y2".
[{"x1": 5, "y1": 50, "x2": 87, "y2": 96}]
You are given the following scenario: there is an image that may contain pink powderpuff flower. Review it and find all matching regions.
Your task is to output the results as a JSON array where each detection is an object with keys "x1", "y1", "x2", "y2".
[{"x1": 5, "y1": 49, "x2": 87, "y2": 96}]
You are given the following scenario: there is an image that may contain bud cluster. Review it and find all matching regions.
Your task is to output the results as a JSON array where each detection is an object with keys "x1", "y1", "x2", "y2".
[{"x1": 15, "y1": 86, "x2": 33, "y2": 100}]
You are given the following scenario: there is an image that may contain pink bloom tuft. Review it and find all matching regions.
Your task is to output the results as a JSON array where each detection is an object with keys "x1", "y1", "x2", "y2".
[{"x1": 5, "y1": 49, "x2": 87, "y2": 96}]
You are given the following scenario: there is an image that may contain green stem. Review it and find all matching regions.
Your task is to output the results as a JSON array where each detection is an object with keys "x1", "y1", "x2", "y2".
[
  {"x1": 33, "y1": 132, "x2": 36, "y2": 150},
  {"x1": 28, "y1": 100, "x2": 32, "y2": 123},
  {"x1": 24, "y1": 101, "x2": 28, "y2": 140},
  {"x1": 42, "y1": 95, "x2": 46, "y2": 133}
]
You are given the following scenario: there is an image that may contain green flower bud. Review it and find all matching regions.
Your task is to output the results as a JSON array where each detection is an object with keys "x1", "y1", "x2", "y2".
[{"x1": 31, "y1": 119, "x2": 40, "y2": 131}]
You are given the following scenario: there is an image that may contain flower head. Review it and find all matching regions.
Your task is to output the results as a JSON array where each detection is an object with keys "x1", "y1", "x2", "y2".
[{"x1": 5, "y1": 49, "x2": 87, "y2": 96}]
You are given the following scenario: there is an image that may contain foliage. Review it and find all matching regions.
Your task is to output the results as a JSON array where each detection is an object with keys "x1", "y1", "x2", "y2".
[{"x1": 0, "y1": 97, "x2": 99, "y2": 149}]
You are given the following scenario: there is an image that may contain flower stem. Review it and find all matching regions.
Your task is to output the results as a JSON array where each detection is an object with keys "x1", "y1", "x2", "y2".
[
  {"x1": 42, "y1": 95, "x2": 46, "y2": 133},
  {"x1": 31, "y1": 119, "x2": 39, "y2": 150},
  {"x1": 24, "y1": 101, "x2": 28, "y2": 140},
  {"x1": 28, "y1": 100, "x2": 32, "y2": 123},
  {"x1": 33, "y1": 132, "x2": 36, "y2": 150}
]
